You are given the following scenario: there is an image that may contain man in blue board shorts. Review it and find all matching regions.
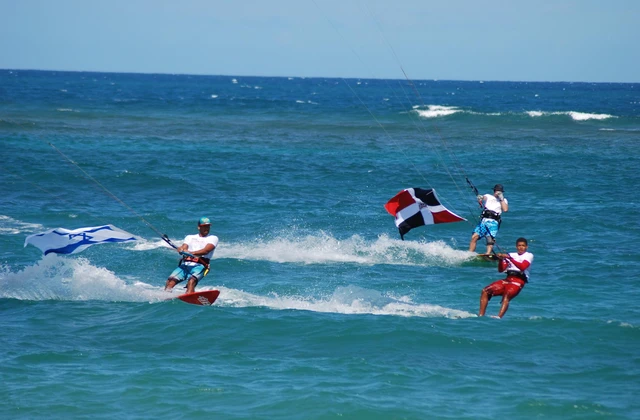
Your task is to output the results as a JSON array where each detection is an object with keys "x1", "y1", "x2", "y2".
[
  {"x1": 479, "y1": 237, "x2": 533, "y2": 318},
  {"x1": 469, "y1": 184, "x2": 509, "y2": 255},
  {"x1": 165, "y1": 217, "x2": 219, "y2": 294}
]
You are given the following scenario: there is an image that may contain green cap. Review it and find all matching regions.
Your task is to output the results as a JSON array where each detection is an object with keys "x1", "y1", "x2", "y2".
[{"x1": 198, "y1": 217, "x2": 211, "y2": 225}]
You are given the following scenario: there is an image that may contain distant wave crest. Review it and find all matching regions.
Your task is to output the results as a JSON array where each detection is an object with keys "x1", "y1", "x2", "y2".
[
  {"x1": 413, "y1": 105, "x2": 617, "y2": 121},
  {"x1": 414, "y1": 105, "x2": 462, "y2": 118},
  {"x1": 526, "y1": 110, "x2": 616, "y2": 120}
]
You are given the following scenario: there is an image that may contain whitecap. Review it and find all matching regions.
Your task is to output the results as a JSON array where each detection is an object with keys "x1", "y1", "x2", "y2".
[
  {"x1": 568, "y1": 111, "x2": 614, "y2": 121},
  {"x1": 415, "y1": 105, "x2": 462, "y2": 118}
]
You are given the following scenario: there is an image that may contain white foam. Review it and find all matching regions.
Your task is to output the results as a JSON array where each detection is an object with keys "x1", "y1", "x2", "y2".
[
  {"x1": 0, "y1": 255, "x2": 166, "y2": 303},
  {"x1": 568, "y1": 111, "x2": 614, "y2": 121},
  {"x1": 414, "y1": 105, "x2": 462, "y2": 118},
  {"x1": 525, "y1": 110, "x2": 616, "y2": 120},
  {"x1": 215, "y1": 284, "x2": 475, "y2": 319},
  {"x1": 217, "y1": 232, "x2": 472, "y2": 267},
  {"x1": 0, "y1": 257, "x2": 474, "y2": 318},
  {"x1": 130, "y1": 237, "x2": 172, "y2": 251},
  {"x1": 0, "y1": 214, "x2": 44, "y2": 235}
]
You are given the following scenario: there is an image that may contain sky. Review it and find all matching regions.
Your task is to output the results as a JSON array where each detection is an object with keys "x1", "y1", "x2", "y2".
[{"x1": 0, "y1": 0, "x2": 638, "y2": 83}]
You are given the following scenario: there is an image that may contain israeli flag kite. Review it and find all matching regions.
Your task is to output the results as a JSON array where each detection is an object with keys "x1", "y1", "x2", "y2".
[{"x1": 25, "y1": 225, "x2": 138, "y2": 255}]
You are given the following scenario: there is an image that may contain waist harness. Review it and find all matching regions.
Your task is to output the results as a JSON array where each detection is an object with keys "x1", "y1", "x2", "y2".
[
  {"x1": 481, "y1": 209, "x2": 502, "y2": 222},
  {"x1": 181, "y1": 255, "x2": 210, "y2": 267},
  {"x1": 506, "y1": 270, "x2": 528, "y2": 283}
]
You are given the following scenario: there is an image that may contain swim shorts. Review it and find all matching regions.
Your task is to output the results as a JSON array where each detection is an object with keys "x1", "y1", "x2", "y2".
[
  {"x1": 474, "y1": 219, "x2": 499, "y2": 241},
  {"x1": 483, "y1": 277, "x2": 526, "y2": 300},
  {"x1": 169, "y1": 263, "x2": 207, "y2": 284}
]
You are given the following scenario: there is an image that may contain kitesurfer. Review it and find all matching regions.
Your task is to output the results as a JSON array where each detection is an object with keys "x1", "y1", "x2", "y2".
[
  {"x1": 165, "y1": 217, "x2": 219, "y2": 294},
  {"x1": 478, "y1": 237, "x2": 533, "y2": 318},
  {"x1": 469, "y1": 184, "x2": 508, "y2": 255}
]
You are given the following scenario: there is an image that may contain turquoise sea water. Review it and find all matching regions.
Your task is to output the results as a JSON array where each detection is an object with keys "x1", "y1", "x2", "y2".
[{"x1": 1, "y1": 70, "x2": 639, "y2": 419}]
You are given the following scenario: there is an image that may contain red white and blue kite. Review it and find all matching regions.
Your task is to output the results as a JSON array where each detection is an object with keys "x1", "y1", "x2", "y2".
[{"x1": 385, "y1": 188, "x2": 465, "y2": 240}]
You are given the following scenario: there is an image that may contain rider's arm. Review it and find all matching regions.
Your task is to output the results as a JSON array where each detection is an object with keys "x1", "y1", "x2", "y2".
[
  {"x1": 507, "y1": 256, "x2": 530, "y2": 271},
  {"x1": 191, "y1": 243, "x2": 215, "y2": 256}
]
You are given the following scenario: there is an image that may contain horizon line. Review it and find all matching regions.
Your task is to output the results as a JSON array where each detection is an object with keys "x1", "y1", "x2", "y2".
[{"x1": 2, "y1": 67, "x2": 637, "y2": 85}]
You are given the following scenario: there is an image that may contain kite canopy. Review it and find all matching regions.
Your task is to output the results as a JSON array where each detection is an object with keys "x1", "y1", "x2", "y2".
[
  {"x1": 24, "y1": 225, "x2": 138, "y2": 255},
  {"x1": 385, "y1": 188, "x2": 466, "y2": 240}
]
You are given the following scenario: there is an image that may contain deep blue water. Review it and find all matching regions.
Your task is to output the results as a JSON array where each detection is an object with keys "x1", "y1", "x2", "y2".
[{"x1": 1, "y1": 69, "x2": 639, "y2": 419}]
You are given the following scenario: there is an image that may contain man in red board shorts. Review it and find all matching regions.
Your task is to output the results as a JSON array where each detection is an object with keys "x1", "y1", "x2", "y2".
[{"x1": 479, "y1": 237, "x2": 533, "y2": 318}]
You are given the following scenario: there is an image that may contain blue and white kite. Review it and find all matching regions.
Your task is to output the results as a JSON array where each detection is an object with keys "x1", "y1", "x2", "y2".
[{"x1": 24, "y1": 225, "x2": 138, "y2": 255}]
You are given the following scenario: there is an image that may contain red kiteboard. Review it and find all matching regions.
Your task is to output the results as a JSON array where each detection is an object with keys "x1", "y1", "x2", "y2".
[{"x1": 176, "y1": 290, "x2": 220, "y2": 306}]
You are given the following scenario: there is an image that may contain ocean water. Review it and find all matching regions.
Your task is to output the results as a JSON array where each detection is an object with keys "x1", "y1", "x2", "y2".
[{"x1": 1, "y1": 69, "x2": 639, "y2": 419}]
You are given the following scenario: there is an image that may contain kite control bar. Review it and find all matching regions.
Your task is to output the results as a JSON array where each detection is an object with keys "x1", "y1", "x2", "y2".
[{"x1": 162, "y1": 234, "x2": 197, "y2": 258}]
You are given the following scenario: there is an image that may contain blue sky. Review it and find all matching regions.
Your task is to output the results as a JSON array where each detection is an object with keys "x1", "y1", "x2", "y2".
[{"x1": 1, "y1": 0, "x2": 638, "y2": 82}]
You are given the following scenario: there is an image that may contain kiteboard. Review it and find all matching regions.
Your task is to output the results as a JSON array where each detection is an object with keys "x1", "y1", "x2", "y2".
[
  {"x1": 475, "y1": 253, "x2": 499, "y2": 262},
  {"x1": 176, "y1": 290, "x2": 220, "y2": 306}
]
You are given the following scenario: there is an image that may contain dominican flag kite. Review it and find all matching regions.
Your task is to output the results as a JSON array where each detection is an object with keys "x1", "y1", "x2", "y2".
[
  {"x1": 384, "y1": 188, "x2": 466, "y2": 240},
  {"x1": 25, "y1": 225, "x2": 138, "y2": 255}
]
